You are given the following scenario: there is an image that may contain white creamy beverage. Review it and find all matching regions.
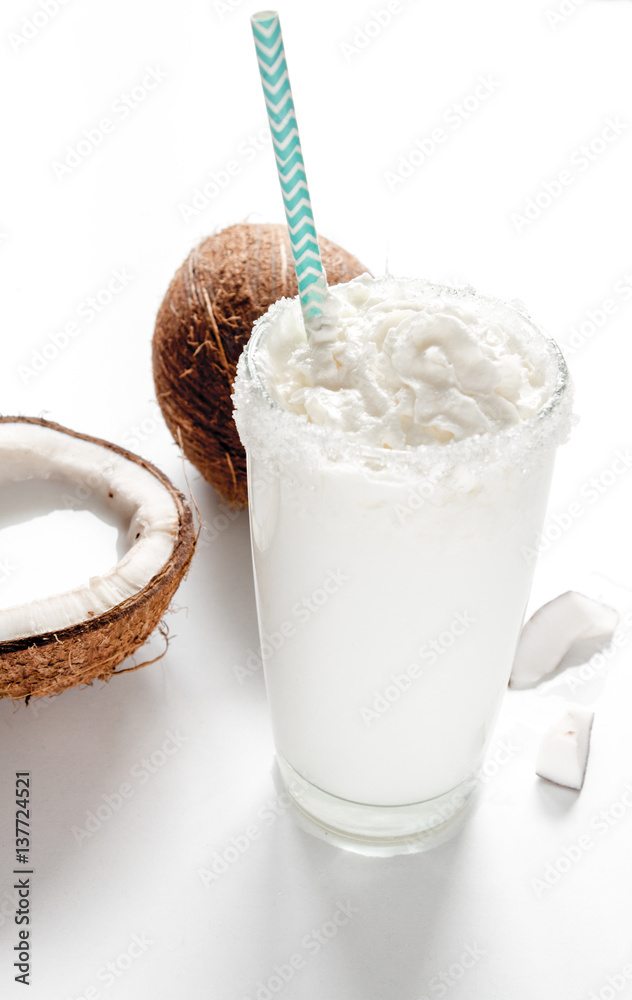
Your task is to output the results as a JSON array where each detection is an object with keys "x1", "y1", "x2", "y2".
[{"x1": 233, "y1": 275, "x2": 572, "y2": 849}]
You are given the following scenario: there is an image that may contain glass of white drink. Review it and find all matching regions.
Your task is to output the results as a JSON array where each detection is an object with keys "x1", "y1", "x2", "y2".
[{"x1": 233, "y1": 274, "x2": 573, "y2": 856}]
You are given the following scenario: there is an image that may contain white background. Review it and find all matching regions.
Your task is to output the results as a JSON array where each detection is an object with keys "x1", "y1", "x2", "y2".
[{"x1": 1, "y1": 0, "x2": 632, "y2": 997}]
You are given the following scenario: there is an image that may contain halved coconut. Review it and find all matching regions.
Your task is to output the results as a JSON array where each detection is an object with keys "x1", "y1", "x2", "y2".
[{"x1": 0, "y1": 416, "x2": 196, "y2": 700}]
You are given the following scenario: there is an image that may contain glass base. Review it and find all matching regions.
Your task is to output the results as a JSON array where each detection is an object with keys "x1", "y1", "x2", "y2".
[{"x1": 276, "y1": 753, "x2": 479, "y2": 857}]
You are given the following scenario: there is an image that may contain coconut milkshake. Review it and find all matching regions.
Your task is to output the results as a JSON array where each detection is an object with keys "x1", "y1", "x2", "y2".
[{"x1": 233, "y1": 274, "x2": 572, "y2": 852}]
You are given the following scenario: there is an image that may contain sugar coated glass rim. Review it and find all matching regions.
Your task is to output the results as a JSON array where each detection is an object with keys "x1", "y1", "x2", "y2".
[{"x1": 233, "y1": 276, "x2": 574, "y2": 480}]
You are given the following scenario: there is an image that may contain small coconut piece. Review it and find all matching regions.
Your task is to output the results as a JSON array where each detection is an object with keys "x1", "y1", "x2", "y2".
[
  {"x1": 536, "y1": 706, "x2": 595, "y2": 789},
  {"x1": 152, "y1": 222, "x2": 369, "y2": 506},
  {"x1": 509, "y1": 591, "x2": 619, "y2": 690},
  {"x1": 0, "y1": 416, "x2": 196, "y2": 700}
]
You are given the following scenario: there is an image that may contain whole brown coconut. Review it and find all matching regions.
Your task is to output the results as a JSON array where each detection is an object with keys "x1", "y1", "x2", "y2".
[{"x1": 152, "y1": 222, "x2": 369, "y2": 506}]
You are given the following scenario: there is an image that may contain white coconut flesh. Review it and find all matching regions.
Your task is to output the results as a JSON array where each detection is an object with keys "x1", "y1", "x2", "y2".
[
  {"x1": 509, "y1": 591, "x2": 619, "y2": 689},
  {"x1": 0, "y1": 501, "x2": 121, "y2": 607},
  {"x1": 0, "y1": 420, "x2": 180, "y2": 642},
  {"x1": 535, "y1": 706, "x2": 595, "y2": 790}
]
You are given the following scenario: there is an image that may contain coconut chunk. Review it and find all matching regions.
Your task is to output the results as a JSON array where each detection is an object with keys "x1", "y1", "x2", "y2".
[
  {"x1": 509, "y1": 591, "x2": 619, "y2": 690},
  {"x1": 535, "y1": 706, "x2": 594, "y2": 789}
]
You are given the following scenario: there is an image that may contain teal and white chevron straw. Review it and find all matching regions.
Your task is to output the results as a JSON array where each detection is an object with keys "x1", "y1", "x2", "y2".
[{"x1": 251, "y1": 10, "x2": 328, "y2": 335}]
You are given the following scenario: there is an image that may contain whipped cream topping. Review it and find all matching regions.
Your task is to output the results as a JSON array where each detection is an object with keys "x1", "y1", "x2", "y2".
[{"x1": 256, "y1": 275, "x2": 555, "y2": 449}]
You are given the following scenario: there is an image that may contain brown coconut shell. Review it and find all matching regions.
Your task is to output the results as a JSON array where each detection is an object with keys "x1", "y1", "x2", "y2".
[
  {"x1": 0, "y1": 416, "x2": 196, "y2": 701},
  {"x1": 152, "y1": 222, "x2": 369, "y2": 506}
]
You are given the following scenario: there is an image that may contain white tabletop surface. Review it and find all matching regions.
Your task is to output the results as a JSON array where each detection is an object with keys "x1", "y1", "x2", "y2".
[{"x1": 1, "y1": 1, "x2": 632, "y2": 997}]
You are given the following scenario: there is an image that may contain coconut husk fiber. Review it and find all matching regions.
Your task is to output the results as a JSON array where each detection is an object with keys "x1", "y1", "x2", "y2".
[{"x1": 152, "y1": 222, "x2": 370, "y2": 506}]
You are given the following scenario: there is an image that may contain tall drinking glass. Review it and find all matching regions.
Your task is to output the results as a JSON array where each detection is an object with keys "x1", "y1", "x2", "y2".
[{"x1": 233, "y1": 276, "x2": 573, "y2": 855}]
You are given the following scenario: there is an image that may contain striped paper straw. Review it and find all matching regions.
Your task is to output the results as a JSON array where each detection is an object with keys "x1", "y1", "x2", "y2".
[{"x1": 251, "y1": 10, "x2": 328, "y2": 335}]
